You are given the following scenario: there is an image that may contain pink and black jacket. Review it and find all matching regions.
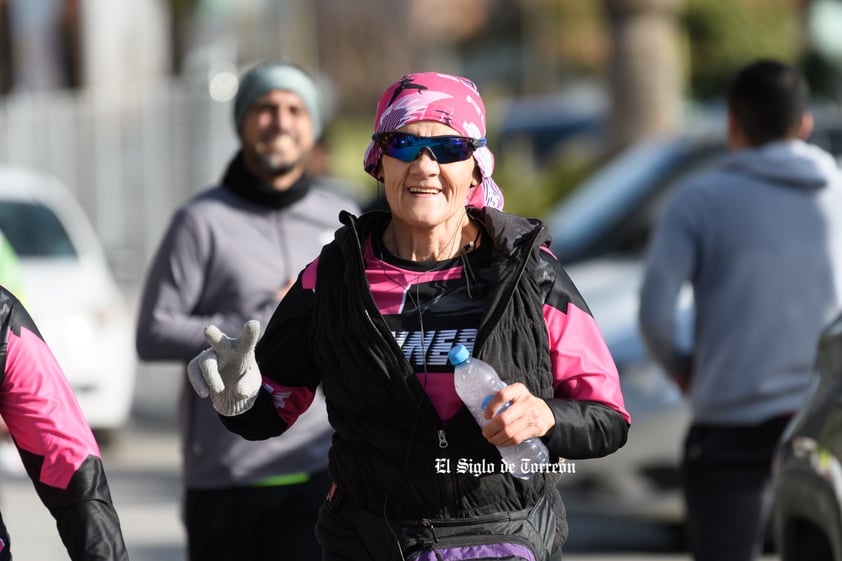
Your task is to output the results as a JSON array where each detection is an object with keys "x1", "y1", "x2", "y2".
[
  {"x1": 0, "y1": 288, "x2": 127, "y2": 561},
  {"x1": 221, "y1": 207, "x2": 629, "y2": 551}
]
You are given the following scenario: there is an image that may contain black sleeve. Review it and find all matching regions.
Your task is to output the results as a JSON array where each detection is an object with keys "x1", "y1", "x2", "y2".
[
  {"x1": 541, "y1": 399, "x2": 629, "y2": 460},
  {"x1": 26, "y1": 453, "x2": 129, "y2": 561},
  {"x1": 219, "y1": 273, "x2": 320, "y2": 441},
  {"x1": 219, "y1": 390, "x2": 288, "y2": 440}
]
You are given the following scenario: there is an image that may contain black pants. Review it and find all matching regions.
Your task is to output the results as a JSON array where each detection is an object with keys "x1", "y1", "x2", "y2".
[
  {"x1": 185, "y1": 469, "x2": 330, "y2": 561},
  {"x1": 682, "y1": 415, "x2": 791, "y2": 561},
  {"x1": 0, "y1": 512, "x2": 10, "y2": 561}
]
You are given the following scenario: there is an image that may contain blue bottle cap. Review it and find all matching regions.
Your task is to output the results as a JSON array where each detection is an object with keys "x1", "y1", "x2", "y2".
[{"x1": 448, "y1": 344, "x2": 471, "y2": 366}]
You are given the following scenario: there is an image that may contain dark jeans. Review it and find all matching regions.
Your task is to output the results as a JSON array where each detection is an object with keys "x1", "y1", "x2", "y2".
[
  {"x1": 185, "y1": 469, "x2": 330, "y2": 561},
  {"x1": 682, "y1": 415, "x2": 791, "y2": 561}
]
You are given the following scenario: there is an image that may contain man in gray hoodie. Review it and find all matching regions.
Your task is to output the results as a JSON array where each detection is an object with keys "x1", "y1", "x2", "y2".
[
  {"x1": 135, "y1": 61, "x2": 360, "y2": 561},
  {"x1": 639, "y1": 59, "x2": 842, "y2": 561}
]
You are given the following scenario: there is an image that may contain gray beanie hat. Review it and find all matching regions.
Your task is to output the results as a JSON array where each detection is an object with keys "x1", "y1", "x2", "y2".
[{"x1": 233, "y1": 62, "x2": 322, "y2": 139}]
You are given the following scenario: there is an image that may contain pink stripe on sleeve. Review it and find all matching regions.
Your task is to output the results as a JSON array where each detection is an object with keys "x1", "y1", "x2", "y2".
[
  {"x1": 2, "y1": 327, "x2": 101, "y2": 489},
  {"x1": 261, "y1": 378, "x2": 316, "y2": 427},
  {"x1": 301, "y1": 258, "x2": 320, "y2": 290},
  {"x1": 544, "y1": 302, "x2": 631, "y2": 424}
]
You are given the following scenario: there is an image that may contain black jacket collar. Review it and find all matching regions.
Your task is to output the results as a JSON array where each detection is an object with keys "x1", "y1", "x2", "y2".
[{"x1": 221, "y1": 151, "x2": 310, "y2": 209}]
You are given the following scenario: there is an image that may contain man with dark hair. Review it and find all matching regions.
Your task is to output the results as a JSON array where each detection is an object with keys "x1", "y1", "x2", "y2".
[
  {"x1": 727, "y1": 59, "x2": 811, "y2": 146},
  {"x1": 135, "y1": 61, "x2": 360, "y2": 561},
  {"x1": 639, "y1": 58, "x2": 842, "y2": 561}
]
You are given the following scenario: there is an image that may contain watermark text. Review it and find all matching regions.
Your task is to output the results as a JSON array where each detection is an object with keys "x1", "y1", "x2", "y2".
[{"x1": 434, "y1": 457, "x2": 576, "y2": 477}]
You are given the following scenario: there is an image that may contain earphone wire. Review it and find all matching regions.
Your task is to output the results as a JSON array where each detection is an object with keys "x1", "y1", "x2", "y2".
[
  {"x1": 377, "y1": 208, "x2": 468, "y2": 560},
  {"x1": 460, "y1": 227, "x2": 481, "y2": 300}
]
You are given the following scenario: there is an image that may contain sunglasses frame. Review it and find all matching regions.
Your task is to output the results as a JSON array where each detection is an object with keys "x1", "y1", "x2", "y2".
[{"x1": 373, "y1": 132, "x2": 486, "y2": 164}]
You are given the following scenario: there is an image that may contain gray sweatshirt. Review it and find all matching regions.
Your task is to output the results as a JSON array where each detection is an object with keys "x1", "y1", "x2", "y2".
[
  {"x1": 639, "y1": 139, "x2": 842, "y2": 425},
  {"x1": 136, "y1": 174, "x2": 359, "y2": 488}
]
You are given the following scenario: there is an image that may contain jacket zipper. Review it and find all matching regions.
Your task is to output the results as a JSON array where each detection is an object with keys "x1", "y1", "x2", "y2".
[
  {"x1": 349, "y1": 216, "x2": 467, "y2": 516},
  {"x1": 437, "y1": 425, "x2": 460, "y2": 514},
  {"x1": 361, "y1": 306, "x2": 460, "y2": 511}
]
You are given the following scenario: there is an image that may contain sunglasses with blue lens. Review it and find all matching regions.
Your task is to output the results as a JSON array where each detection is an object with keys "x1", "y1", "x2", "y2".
[{"x1": 373, "y1": 132, "x2": 486, "y2": 164}]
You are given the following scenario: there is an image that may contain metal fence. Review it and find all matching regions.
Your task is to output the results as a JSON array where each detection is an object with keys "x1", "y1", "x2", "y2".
[{"x1": 0, "y1": 78, "x2": 239, "y2": 301}]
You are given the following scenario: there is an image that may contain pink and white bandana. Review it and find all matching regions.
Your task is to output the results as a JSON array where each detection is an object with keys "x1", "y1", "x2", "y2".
[{"x1": 363, "y1": 72, "x2": 504, "y2": 210}]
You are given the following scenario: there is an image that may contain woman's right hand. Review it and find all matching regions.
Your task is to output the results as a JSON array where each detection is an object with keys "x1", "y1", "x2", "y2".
[{"x1": 187, "y1": 320, "x2": 262, "y2": 416}]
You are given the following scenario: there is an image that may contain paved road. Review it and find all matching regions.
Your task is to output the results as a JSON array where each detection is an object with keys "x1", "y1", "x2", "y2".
[
  {"x1": 0, "y1": 416, "x2": 185, "y2": 561},
  {"x1": 0, "y1": 368, "x2": 782, "y2": 560}
]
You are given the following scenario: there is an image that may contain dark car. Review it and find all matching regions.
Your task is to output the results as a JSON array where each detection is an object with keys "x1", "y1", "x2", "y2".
[
  {"x1": 494, "y1": 88, "x2": 606, "y2": 166},
  {"x1": 773, "y1": 313, "x2": 842, "y2": 561},
  {"x1": 547, "y1": 133, "x2": 727, "y2": 265}
]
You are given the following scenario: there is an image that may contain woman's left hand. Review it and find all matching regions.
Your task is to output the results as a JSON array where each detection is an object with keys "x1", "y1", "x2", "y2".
[{"x1": 480, "y1": 383, "x2": 555, "y2": 447}]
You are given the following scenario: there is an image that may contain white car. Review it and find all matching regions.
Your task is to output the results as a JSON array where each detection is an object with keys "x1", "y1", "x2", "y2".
[{"x1": 0, "y1": 166, "x2": 136, "y2": 441}]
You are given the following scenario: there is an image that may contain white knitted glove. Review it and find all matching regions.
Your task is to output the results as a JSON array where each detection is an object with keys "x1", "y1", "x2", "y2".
[{"x1": 187, "y1": 320, "x2": 262, "y2": 416}]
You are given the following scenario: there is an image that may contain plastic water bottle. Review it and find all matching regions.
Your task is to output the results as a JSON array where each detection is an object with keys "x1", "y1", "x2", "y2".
[{"x1": 448, "y1": 344, "x2": 550, "y2": 480}]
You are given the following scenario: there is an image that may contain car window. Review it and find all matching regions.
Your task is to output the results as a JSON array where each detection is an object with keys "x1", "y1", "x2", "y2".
[
  {"x1": 546, "y1": 136, "x2": 726, "y2": 263},
  {"x1": 0, "y1": 201, "x2": 77, "y2": 257},
  {"x1": 809, "y1": 123, "x2": 842, "y2": 157},
  {"x1": 608, "y1": 144, "x2": 727, "y2": 257}
]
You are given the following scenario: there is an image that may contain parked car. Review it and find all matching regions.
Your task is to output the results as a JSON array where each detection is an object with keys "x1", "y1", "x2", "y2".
[
  {"x1": 773, "y1": 313, "x2": 842, "y2": 561},
  {"x1": 544, "y1": 119, "x2": 842, "y2": 525},
  {"x1": 547, "y1": 134, "x2": 727, "y2": 265},
  {"x1": 494, "y1": 88, "x2": 605, "y2": 166},
  {"x1": 0, "y1": 167, "x2": 136, "y2": 442}
]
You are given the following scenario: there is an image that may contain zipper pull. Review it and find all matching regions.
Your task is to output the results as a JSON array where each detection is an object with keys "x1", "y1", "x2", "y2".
[{"x1": 437, "y1": 428, "x2": 448, "y2": 449}]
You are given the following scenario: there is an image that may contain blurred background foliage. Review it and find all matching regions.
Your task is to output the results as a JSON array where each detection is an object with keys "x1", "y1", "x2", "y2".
[
  {"x1": 467, "y1": 0, "x2": 836, "y2": 219},
  {"x1": 1, "y1": 0, "x2": 840, "y2": 221},
  {"x1": 682, "y1": 0, "x2": 803, "y2": 100},
  {"x1": 316, "y1": 0, "x2": 838, "y2": 219}
]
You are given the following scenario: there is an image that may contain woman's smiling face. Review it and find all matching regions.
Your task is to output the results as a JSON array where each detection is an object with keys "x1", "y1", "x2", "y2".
[{"x1": 380, "y1": 121, "x2": 480, "y2": 231}]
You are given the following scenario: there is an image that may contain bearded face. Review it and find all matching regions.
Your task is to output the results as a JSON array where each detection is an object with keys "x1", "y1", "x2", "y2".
[{"x1": 239, "y1": 90, "x2": 316, "y2": 185}]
